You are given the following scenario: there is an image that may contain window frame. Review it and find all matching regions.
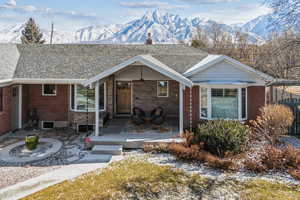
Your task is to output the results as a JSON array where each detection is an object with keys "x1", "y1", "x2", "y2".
[
  {"x1": 42, "y1": 84, "x2": 57, "y2": 96},
  {"x1": 199, "y1": 86, "x2": 247, "y2": 121},
  {"x1": 157, "y1": 81, "x2": 169, "y2": 97},
  {"x1": 70, "y1": 83, "x2": 106, "y2": 112}
]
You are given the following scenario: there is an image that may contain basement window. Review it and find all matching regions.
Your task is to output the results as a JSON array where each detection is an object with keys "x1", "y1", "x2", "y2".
[
  {"x1": 42, "y1": 121, "x2": 54, "y2": 129},
  {"x1": 42, "y1": 84, "x2": 57, "y2": 96},
  {"x1": 78, "y1": 125, "x2": 94, "y2": 132}
]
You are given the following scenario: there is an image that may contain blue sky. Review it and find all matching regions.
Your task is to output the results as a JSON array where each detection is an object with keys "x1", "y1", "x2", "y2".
[{"x1": 0, "y1": 0, "x2": 272, "y2": 30}]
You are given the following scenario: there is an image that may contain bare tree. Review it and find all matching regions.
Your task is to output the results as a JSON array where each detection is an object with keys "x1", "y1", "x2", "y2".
[{"x1": 264, "y1": 0, "x2": 300, "y2": 28}]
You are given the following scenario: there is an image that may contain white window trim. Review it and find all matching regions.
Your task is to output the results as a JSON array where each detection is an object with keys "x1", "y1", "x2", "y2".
[
  {"x1": 157, "y1": 80, "x2": 169, "y2": 97},
  {"x1": 42, "y1": 84, "x2": 57, "y2": 96},
  {"x1": 70, "y1": 83, "x2": 106, "y2": 112},
  {"x1": 42, "y1": 121, "x2": 55, "y2": 129},
  {"x1": 199, "y1": 86, "x2": 248, "y2": 121}
]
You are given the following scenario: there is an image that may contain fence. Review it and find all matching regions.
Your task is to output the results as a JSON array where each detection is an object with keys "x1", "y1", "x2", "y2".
[{"x1": 278, "y1": 98, "x2": 300, "y2": 136}]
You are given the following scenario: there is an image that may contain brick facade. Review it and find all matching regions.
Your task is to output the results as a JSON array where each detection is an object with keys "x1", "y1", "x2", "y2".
[
  {"x1": 247, "y1": 86, "x2": 265, "y2": 120},
  {"x1": 0, "y1": 86, "x2": 12, "y2": 135},
  {"x1": 0, "y1": 83, "x2": 266, "y2": 133},
  {"x1": 26, "y1": 84, "x2": 69, "y2": 122},
  {"x1": 132, "y1": 80, "x2": 179, "y2": 115}
]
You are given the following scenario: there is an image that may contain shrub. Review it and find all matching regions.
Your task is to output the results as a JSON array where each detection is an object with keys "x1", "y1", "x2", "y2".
[
  {"x1": 143, "y1": 143, "x2": 170, "y2": 153},
  {"x1": 288, "y1": 169, "x2": 300, "y2": 181},
  {"x1": 251, "y1": 104, "x2": 294, "y2": 145},
  {"x1": 168, "y1": 143, "x2": 237, "y2": 171},
  {"x1": 244, "y1": 145, "x2": 300, "y2": 175},
  {"x1": 261, "y1": 146, "x2": 286, "y2": 171},
  {"x1": 195, "y1": 120, "x2": 250, "y2": 157},
  {"x1": 244, "y1": 159, "x2": 266, "y2": 173},
  {"x1": 25, "y1": 135, "x2": 39, "y2": 150}
]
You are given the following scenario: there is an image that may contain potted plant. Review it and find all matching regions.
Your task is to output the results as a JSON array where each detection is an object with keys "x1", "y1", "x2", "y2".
[{"x1": 25, "y1": 135, "x2": 39, "y2": 150}]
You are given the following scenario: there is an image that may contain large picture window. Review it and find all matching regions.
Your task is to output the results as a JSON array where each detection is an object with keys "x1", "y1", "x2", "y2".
[
  {"x1": 71, "y1": 83, "x2": 105, "y2": 112},
  {"x1": 200, "y1": 87, "x2": 247, "y2": 120}
]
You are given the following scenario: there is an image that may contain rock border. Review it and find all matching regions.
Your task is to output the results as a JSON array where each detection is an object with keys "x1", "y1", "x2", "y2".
[{"x1": 0, "y1": 138, "x2": 63, "y2": 164}]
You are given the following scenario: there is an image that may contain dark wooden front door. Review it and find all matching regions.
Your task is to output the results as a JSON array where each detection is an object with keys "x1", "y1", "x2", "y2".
[{"x1": 116, "y1": 81, "x2": 132, "y2": 114}]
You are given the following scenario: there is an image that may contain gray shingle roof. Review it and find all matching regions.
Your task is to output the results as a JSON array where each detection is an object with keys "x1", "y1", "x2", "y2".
[
  {"x1": 0, "y1": 44, "x2": 208, "y2": 81},
  {"x1": 0, "y1": 44, "x2": 20, "y2": 80}
]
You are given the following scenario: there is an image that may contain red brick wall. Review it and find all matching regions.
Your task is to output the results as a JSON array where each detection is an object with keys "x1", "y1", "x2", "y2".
[
  {"x1": 22, "y1": 85, "x2": 29, "y2": 124},
  {"x1": 0, "y1": 86, "x2": 12, "y2": 135},
  {"x1": 247, "y1": 86, "x2": 266, "y2": 120},
  {"x1": 27, "y1": 84, "x2": 69, "y2": 122},
  {"x1": 183, "y1": 87, "x2": 190, "y2": 129},
  {"x1": 192, "y1": 86, "x2": 200, "y2": 127}
]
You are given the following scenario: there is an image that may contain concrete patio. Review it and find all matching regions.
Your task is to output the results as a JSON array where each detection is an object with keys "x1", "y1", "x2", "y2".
[{"x1": 91, "y1": 117, "x2": 182, "y2": 149}]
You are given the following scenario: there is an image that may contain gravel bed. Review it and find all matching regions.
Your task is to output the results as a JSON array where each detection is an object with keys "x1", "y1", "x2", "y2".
[
  {"x1": 0, "y1": 165, "x2": 61, "y2": 189},
  {"x1": 0, "y1": 132, "x2": 86, "y2": 190},
  {"x1": 124, "y1": 150, "x2": 300, "y2": 185}
]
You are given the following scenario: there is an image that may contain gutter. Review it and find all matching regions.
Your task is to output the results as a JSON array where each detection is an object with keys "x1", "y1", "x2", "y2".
[
  {"x1": 0, "y1": 79, "x2": 13, "y2": 87},
  {"x1": 0, "y1": 78, "x2": 85, "y2": 87}
]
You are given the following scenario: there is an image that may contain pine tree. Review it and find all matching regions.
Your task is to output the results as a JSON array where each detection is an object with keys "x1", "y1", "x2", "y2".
[{"x1": 21, "y1": 18, "x2": 45, "y2": 44}]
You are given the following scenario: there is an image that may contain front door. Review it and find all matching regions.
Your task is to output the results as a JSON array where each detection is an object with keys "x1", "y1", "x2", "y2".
[
  {"x1": 11, "y1": 86, "x2": 20, "y2": 130},
  {"x1": 116, "y1": 81, "x2": 131, "y2": 114}
]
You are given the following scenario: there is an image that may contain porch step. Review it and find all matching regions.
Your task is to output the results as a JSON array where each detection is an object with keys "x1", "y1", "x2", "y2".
[
  {"x1": 91, "y1": 145, "x2": 123, "y2": 155},
  {"x1": 90, "y1": 136, "x2": 144, "y2": 149},
  {"x1": 76, "y1": 154, "x2": 112, "y2": 163}
]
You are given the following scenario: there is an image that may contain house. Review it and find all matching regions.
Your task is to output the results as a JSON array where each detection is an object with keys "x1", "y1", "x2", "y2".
[{"x1": 0, "y1": 44, "x2": 273, "y2": 136}]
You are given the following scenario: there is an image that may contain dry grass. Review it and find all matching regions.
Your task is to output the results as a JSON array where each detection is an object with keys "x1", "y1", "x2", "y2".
[
  {"x1": 241, "y1": 179, "x2": 300, "y2": 200},
  {"x1": 22, "y1": 159, "x2": 208, "y2": 200}
]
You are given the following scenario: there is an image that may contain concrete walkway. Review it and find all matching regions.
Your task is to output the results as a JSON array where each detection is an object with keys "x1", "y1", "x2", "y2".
[{"x1": 0, "y1": 156, "x2": 123, "y2": 200}]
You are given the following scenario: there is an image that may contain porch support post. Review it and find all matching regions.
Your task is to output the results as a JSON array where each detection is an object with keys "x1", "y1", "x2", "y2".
[
  {"x1": 179, "y1": 83, "x2": 184, "y2": 136},
  {"x1": 95, "y1": 81, "x2": 100, "y2": 136}
]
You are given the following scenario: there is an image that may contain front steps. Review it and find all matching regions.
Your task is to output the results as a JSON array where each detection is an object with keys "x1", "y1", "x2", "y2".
[{"x1": 91, "y1": 145, "x2": 123, "y2": 155}]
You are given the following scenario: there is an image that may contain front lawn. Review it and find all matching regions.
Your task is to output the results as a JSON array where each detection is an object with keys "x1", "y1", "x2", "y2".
[
  {"x1": 23, "y1": 158, "x2": 300, "y2": 200},
  {"x1": 23, "y1": 159, "x2": 208, "y2": 200}
]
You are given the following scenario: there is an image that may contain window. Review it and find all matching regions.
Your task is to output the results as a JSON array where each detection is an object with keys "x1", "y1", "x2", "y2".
[
  {"x1": 200, "y1": 87, "x2": 247, "y2": 120},
  {"x1": 42, "y1": 84, "x2": 56, "y2": 96},
  {"x1": 157, "y1": 81, "x2": 169, "y2": 97},
  {"x1": 71, "y1": 84, "x2": 105, "y2": 112},
  {"x1": 200, "y1": 88, "x2": 208, "y2": 118},
  {"x1": 0, "y1": 88, "x2": 3, "y2": 112},
  {"x1": 211, "y1": 88, "x2": 238, "y2": 119},
  {"x1": 42, "y1": 121, "x2": 54, "y2": 129}
]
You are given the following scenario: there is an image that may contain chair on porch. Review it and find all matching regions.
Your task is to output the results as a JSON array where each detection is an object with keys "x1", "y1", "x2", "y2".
[
  {"x1": 131, "y1": 107, "x2": 146, "y2": 125},
  {"x1": 150, "y1": 107, "x2": 166, "y2": 125}
]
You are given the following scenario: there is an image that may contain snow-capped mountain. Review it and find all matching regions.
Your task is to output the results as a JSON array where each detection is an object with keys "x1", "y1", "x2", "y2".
[
  {"x1": 0, "y1": 10, "x2": 294, "y2": 44},
  {"x1": 239, "y1": 13, "x2": 293, "y2": 40},
  {"x1": 0, "y1": 24, "x2": 75, "y2": 43}
]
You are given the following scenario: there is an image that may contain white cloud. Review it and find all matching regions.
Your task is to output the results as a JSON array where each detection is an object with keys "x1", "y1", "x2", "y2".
[
  {"x1": 179, "y1": 0, "x2": 239, "y2": 4},
  {"x1": 5, "y1": 0, "x2": 18, "y2": 7},
  {"x1": 120, "y1": 1, "x2": 189, "y2": 9}
]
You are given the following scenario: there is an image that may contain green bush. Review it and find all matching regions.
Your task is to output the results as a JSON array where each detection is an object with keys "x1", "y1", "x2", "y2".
[
  {"x1": 25, "y1": 135, "x2": 39, "y2": 150},
  {"x1": 195, "y1": 120, "x2": 250, "y2": 157}
]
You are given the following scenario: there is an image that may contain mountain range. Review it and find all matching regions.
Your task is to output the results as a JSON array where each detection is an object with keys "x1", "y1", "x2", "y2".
[{"x1": 0, "y1": 9, "x2": 295, "y2": 44}]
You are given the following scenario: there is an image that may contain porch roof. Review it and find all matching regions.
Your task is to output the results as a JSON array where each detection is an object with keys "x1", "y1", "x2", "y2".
[{"x1": 83, "y1": 55, "x2": 193, "y2": 87}]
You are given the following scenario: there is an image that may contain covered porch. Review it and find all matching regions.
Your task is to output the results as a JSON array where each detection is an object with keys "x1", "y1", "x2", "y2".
[{"x1": 84, "y1": 55, "x2": 193, "y2": 137}]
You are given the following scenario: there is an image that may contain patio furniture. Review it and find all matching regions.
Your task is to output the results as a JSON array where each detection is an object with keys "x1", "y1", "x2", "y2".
[
  {"x1": 150, "y1": 107, "x2": 166, "y2": 125},
  {"x1": 132, "y1": 107, "x2": 146, "y2": 125}
]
